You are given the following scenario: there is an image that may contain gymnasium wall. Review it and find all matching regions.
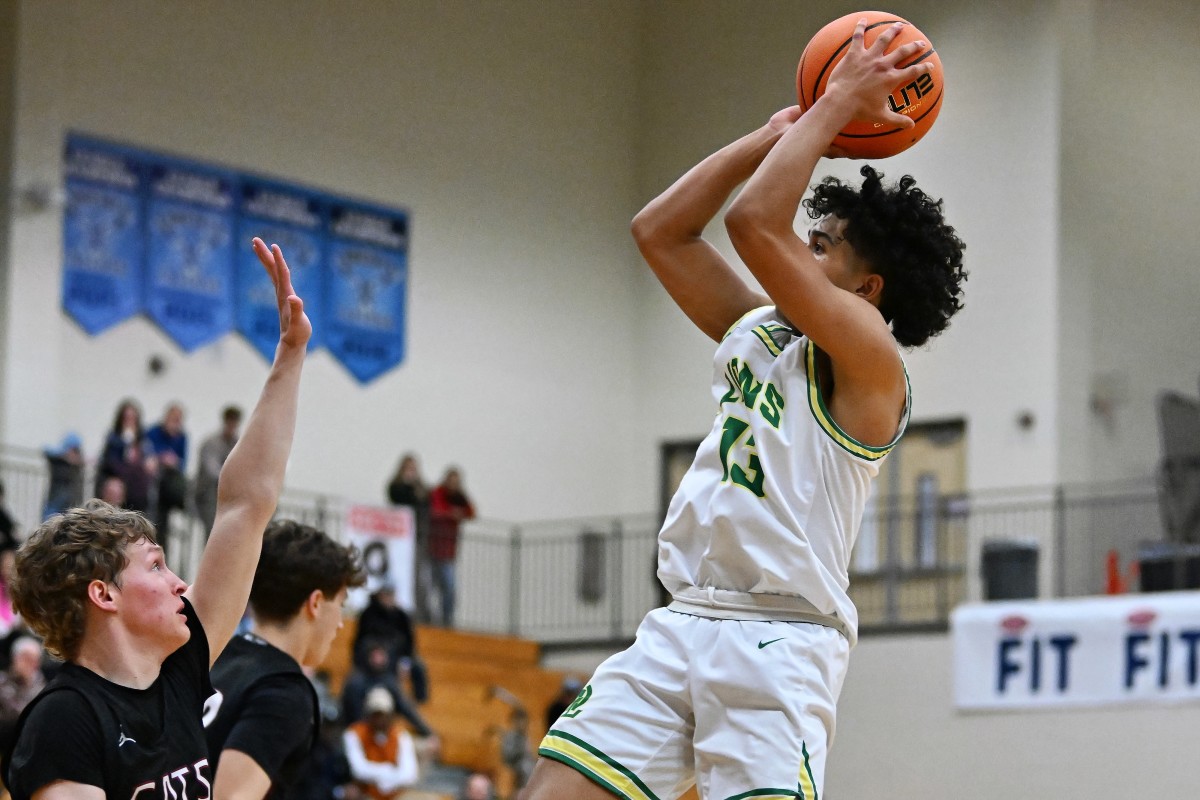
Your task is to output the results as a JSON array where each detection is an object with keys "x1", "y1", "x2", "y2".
[
  {"x1": 832, "y1": 633, "x2": 1191, "y2": 799},
  {"x1": 2, "y1": 0, "x2": 646, "y2": 520},
  {"x1": 1056, "y1": 0, "x2": 1200, "y2": 484},
  {"x1": 2, "y1": 0, "x2": 1196, "y2": 519}
]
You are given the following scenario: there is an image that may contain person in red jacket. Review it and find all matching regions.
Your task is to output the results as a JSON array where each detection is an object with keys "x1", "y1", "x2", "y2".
[{"x1": 428, "y1": 468, "x2": 475, "y2": 627}]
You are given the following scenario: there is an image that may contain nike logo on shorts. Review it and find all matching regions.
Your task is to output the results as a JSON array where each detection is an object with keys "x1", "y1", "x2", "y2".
[{"x1": 757, "y1": 637, "x2": 785, "y2": 649}]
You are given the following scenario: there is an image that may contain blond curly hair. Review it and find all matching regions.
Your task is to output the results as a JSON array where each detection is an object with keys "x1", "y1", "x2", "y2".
[{"x1": 12, "y1": 500, "x2": 158, "y2": 661}]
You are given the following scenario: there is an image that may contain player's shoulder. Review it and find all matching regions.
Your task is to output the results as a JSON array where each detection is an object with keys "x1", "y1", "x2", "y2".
[
  {"x1": 721, "y1": 304, "x2": 778, "y2": 341},
  {"x1": 24, "y1": 684, "x2": 93, "y2": 719}
]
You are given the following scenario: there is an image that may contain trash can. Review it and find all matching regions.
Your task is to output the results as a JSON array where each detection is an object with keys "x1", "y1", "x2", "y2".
[
  {"x1": 981, "y1": 540, "x2": 1039, "y2": 600},
  {"x1": 1138, "y1": 542, "x2": 1200, "y2": 592}
]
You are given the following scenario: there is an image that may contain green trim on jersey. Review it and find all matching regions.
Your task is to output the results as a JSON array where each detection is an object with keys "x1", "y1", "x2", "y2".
[
  {"x1": 804, "y1": 340, "x2": 908, "y2": 462},
  {"x1": 538, "y1": 730, "x2": 661, "y2": 800},
  {"x1": 751, "y1": 326, "x2": 784, "y2": 357}
]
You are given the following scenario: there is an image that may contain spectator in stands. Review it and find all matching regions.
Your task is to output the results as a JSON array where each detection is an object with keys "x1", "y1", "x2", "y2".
[
  {"x1": 96, "y1": 398, "x2": 156, "y2": 513},
  {"x1": 97, "y1": 475, "x2": 127, "y2": 508},
  {"x1": 42, "y1": 433, "x2": 84, "y2": 519},
  {"x1": 489, "y1": 685, "x2": 535, "y2": 794},
  {"x1": 195, "y1": 405, "x2": 243, "y2": 537},
  {"x1": 146, "y1": 402, "x2": 189, "y2": 541},
  {"x1": 545, "y1": 676, "x2": 585, "y2": 730},
  {"x1": 386, "y1": 453, "x2": 433, "y2": 623},
  {"x1": 0, "y1": 481, "x2": 18, "y2": 555},
  {"x1": 296, "y1": 720, "x2": 363, "y2": 800},
  {"x1": 353, "y1": 585, "x2": 429, "y2": 703},
  {"x1": 341, "y1": 642, "x2": 435, "y2": 738},
  {"x1": 459, "y1": 772, "x2": 495, "y2": 800},
  {"x1": 429, "y1": 467, "x2": 476, "y2": 627},
  {"x1": 0, "y1": 637, "x2": 45, "y2": 755},
  {"x1": 0, "y1": 551, "x2": 17, "y2": 638},
  {"x1": 342, "y1": 686, "x2": 423, "y2": 799}
]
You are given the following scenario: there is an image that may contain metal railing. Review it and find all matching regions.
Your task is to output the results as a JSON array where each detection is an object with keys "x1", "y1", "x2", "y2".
[{"x1": 0, "y1": 445, "x2": 1168, "y2": 644}]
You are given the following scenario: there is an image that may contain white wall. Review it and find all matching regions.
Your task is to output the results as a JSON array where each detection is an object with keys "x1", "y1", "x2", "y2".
[
  {"x1": 831, "y1": 633, "x2": 1195, "y2": 799},
  {"x1": 3, "y1": 0, "x2": 645, "y2": 520},
  {"x1": 3, "y1": 0, "x2": 1198, "y2": 523},
  {"x1": 1058, "y1": 0, "x2": 1200, "y2": 484}
]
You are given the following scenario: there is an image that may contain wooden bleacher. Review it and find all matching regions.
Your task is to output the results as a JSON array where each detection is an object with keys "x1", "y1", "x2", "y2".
[{"x1": 321, "y1": 618, "x2": 572, "y2": 797}]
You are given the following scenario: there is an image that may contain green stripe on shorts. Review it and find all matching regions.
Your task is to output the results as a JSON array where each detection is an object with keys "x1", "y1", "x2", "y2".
[
  {"x1": 539, "y1": 730, "x2": 661, "y2": 800},
  {"x1": 725, "y1": 789, "x2": 800, "y2": 800}
]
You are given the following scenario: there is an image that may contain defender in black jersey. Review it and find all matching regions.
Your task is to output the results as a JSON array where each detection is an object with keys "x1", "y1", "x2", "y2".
[
  {"x1": 204, "y1": 520, "x2": 365, "y2": 799},
  {"x1": 4, "y1": 239, "x2": 311, "y2": 800}
]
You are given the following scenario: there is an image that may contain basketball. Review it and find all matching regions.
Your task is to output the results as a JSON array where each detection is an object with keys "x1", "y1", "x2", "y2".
[{"x1": 796, "y1": 10, "x2": 943, "y2": 159}]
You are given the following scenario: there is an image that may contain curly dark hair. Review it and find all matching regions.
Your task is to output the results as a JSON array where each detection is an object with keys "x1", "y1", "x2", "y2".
[
  {"x1": 803, "y1": 165, "x2": 966, "y2": 348},
  {"x1": 12, "y1": 500, "x2": 157, "y2": 661},
  {"x1": 249, "y1": 519, "x2": 366, "y2": 623}
]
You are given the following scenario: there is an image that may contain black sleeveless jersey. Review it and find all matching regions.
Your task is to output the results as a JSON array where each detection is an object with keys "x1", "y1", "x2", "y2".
[
  {"x1": 4, "y1": 598, "x2": 213, "y2": 800},
  {"x1": 203, "y1": 633, "x2": 319, "y2": 797}
]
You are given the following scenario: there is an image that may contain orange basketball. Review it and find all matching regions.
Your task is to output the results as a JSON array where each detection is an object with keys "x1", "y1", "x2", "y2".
[{"x1": 796, "y1": 10, "x2": 944, "y2": 158}]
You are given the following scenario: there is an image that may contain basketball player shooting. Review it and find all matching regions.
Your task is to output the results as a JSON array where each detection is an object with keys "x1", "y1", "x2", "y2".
[
  {"x1": 4, "y1": 238, "x2": 310, "y2": 800},
  {"x1": 523, "y1": 20, "x2": 965, "y2": 800}
]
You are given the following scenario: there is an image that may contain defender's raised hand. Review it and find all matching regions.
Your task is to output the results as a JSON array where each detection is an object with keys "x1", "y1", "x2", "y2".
[{"x1": 252, "y1": 237, "x2": 312, "y2": 350}]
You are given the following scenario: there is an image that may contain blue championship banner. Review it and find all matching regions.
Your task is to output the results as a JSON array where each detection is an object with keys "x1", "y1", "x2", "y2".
[
  {"x1": 953, "y1": 592, "x2": 1200, "y2": 710},
  {"x1": 62, "y1": 137, "x2": 146, "y2": 334},
  {"x1": 325, "y1": 200, "x2": 409, "y2": 383},
  {"x1": 144, "y1": 157, "x2": 238, "y2": 352},
  {"x1": 237, "y1": 178, "x2": 326, "y2": 359},
  {"x1": 61, "y1": 134, "x2": 410, "y2": 381}
]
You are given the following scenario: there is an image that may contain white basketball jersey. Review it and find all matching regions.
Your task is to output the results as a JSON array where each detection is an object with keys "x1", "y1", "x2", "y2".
[{"x1": 658, "y1": 306, "x2": 909, "y2": 644}]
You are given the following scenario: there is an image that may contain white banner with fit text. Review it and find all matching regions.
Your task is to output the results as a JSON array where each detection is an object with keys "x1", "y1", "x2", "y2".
[
  {"x1": 343, "y1": 504, "x2": 415, "y2": 612},
  {"x1": 952, "y1": 592, "x2": 1200, "y2": 710}
]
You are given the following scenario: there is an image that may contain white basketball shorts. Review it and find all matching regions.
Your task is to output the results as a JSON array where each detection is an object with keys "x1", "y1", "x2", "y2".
[{"x1": 539, "y1": 607, "x2": 851, "y2": 800}]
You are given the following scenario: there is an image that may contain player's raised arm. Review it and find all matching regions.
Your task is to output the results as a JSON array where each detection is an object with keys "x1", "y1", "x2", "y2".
[
  {"x1": 184, "y1": 238, "x2": 311, "y2": 664},
  {"x1": 629, "y1": 113, "x2": 809, "y2": 341},
  {"x1": 725, "y1": 20, "x2": 929, "y2": 375}
]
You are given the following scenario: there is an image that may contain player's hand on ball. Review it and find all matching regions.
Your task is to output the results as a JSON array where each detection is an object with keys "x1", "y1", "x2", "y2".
[{"x1": 825, "y1": 19, "x2": 928, "y2": 129}]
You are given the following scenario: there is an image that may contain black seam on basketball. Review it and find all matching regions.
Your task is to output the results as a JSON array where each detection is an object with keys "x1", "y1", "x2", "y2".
[
  {"x1": 799, "y1": 49, "x2": 810, "y2": 108},
  {"x1": 898, "y1": 49, "x2": 937, "y2": 69},
  {"x1": 834, "y1": 90, "x2": 943, "y2": 139},
  {"x1": 809, "y1": 20, "x2": 901, "y2": 106}
]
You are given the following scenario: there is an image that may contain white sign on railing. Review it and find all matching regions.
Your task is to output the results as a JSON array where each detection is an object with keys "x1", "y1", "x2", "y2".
[
  {"x1": 953, "y1": 592, "x2": 1200, "y2": 710},
  {"x1": 343, "y1": 504, "x2": 415, "y2": 612}
]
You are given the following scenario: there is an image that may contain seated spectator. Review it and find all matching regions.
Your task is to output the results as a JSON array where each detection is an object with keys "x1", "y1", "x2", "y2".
[
  {"x1": 353, "y1": 585, "x2": 429, "y2": 703},
  {"x1": 342, "y1": 643, "x2": 434, "y2": 737},
  {"x1": 489, "y1": 686, "x2": 534, "y2": 793},
  {"x1": 545, "y1": 676, "x2": 585, "y2": 730},
  {"x1": 42, "y1": 433, "x2": 84, "y2": 519},
  {"x1": 0, "y1": 637, "x2": 46, "y2": 755},
  {"x1": 459, "y1": 771, "x2": 496, "y2": 800},
  {"x1": 342, "y1": 687, "x2": 422, "y2": 799}
]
